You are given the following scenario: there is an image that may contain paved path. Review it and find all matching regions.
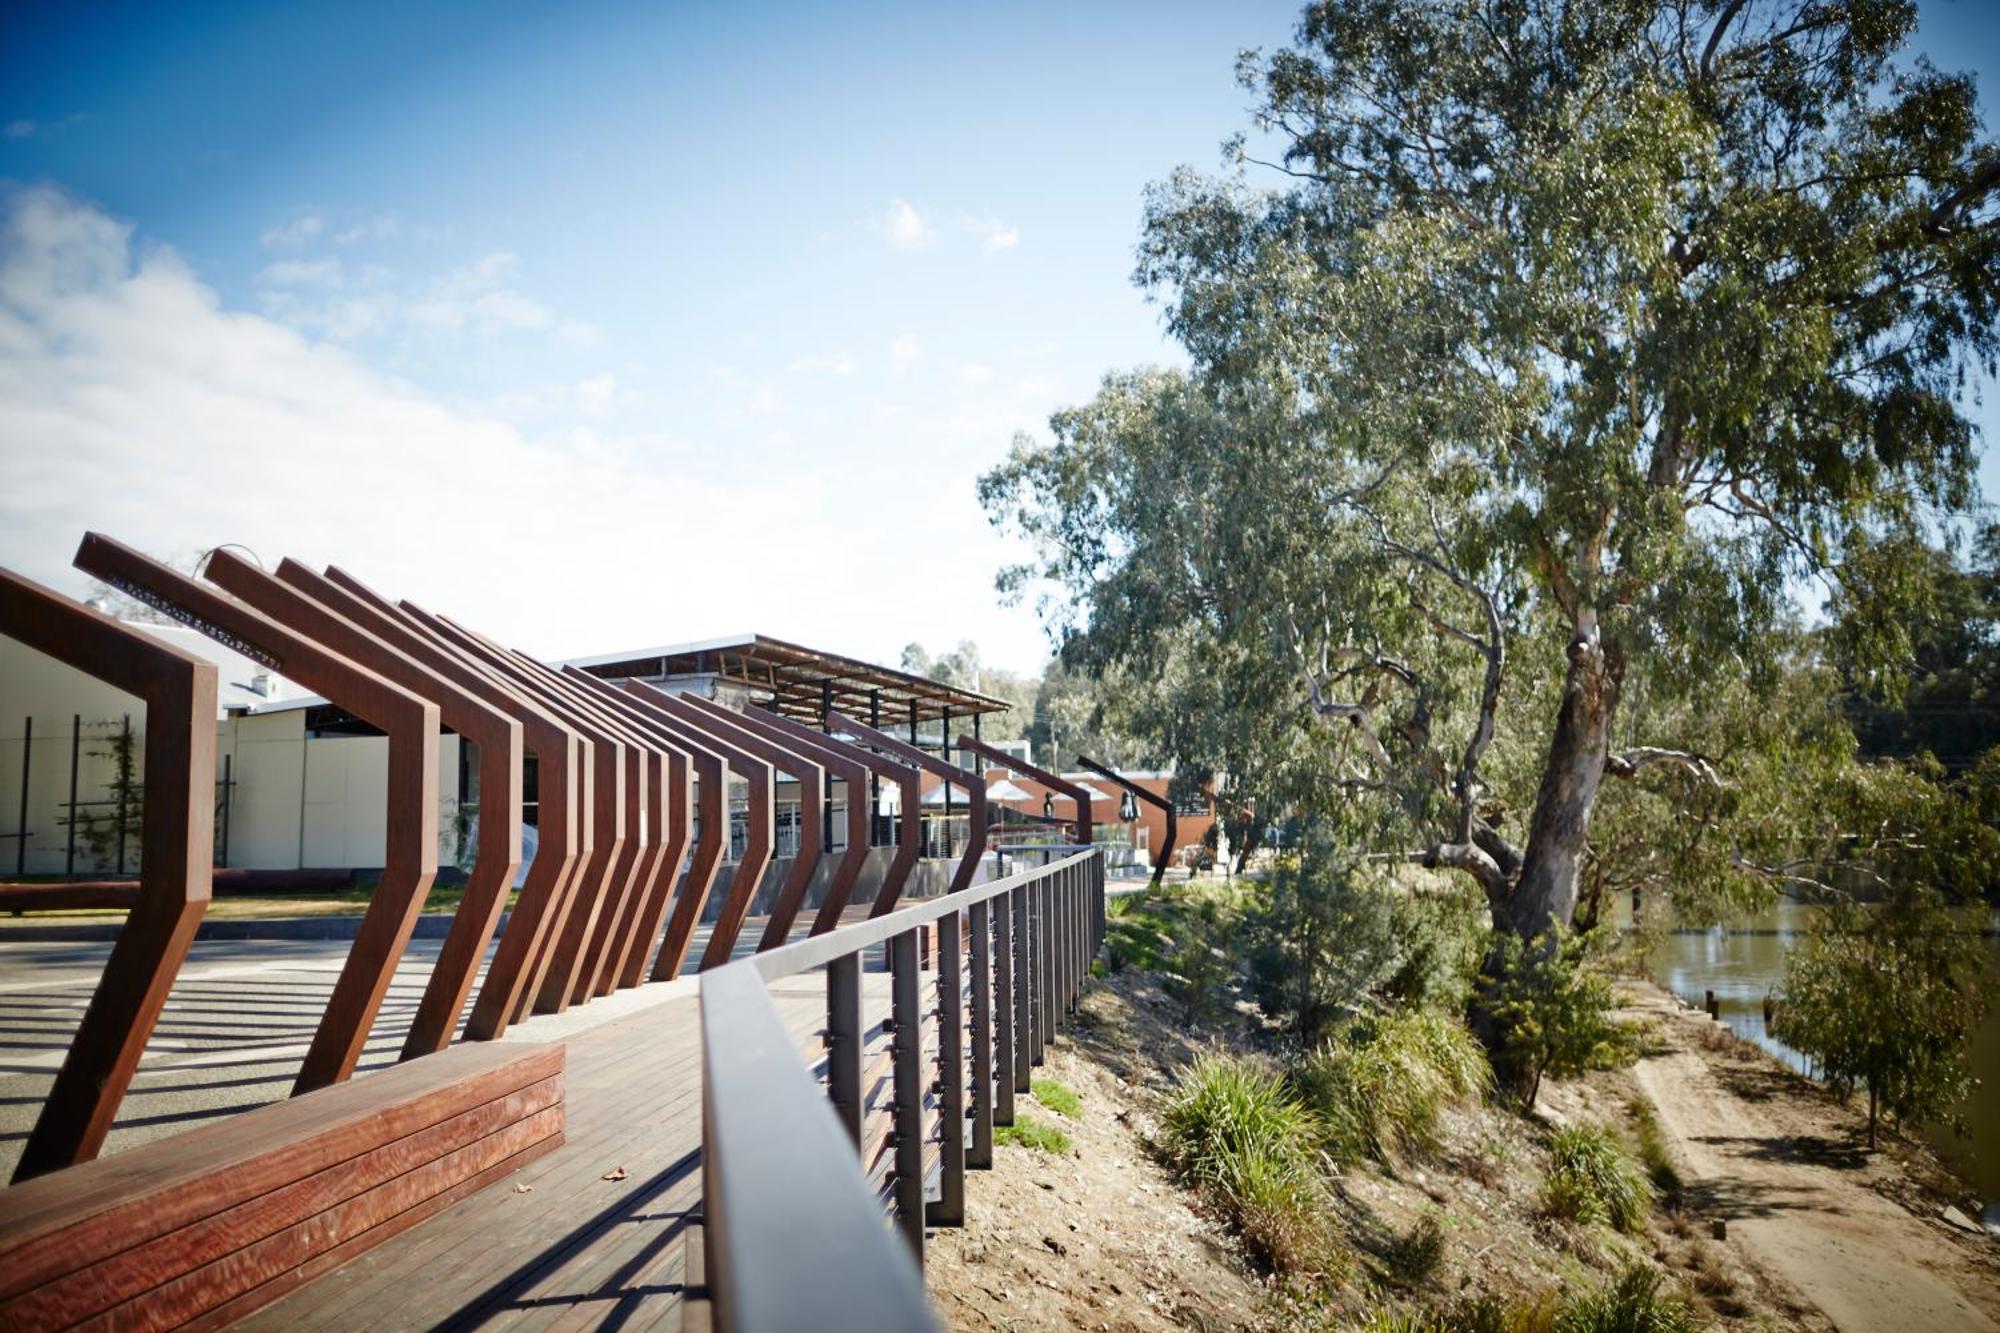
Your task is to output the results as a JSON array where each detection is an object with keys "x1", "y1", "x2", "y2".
[{"x1": 1629, "y1": 986, "x2": 2000, "y2": 1333}]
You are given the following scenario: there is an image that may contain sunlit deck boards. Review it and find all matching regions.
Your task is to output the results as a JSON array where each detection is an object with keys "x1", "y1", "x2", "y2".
[{"x1": 232, "y1": 974, "x2": 860, "y2": 1331}]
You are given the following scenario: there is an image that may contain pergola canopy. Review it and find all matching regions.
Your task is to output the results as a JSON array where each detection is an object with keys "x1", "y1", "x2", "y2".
[{"x1": 564, "y1": 632, "x2": 1013, "y2": 726}]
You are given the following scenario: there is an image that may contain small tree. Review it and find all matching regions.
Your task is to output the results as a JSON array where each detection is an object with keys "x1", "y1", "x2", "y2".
[
  {"x1": 1478, "y1": 925, "x2": 1626, "y2": 1110},
  {"x1": 1773, "y1": 889, "x2": 1990, "y2": 1148}
]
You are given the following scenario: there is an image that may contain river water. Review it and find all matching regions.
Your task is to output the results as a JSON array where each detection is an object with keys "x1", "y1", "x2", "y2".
[{"x1": 1635, "y1": 899, "x2": 2000, "y2": 1227}]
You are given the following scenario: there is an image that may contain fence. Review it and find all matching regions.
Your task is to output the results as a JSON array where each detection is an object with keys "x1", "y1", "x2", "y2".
[{"x1": 700, "y1": 845, "x2": 1104, "y2": 1332}]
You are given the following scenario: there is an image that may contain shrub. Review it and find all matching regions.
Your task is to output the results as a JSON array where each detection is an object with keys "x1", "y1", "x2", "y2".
[
  {"x1": 1160, "y1": 1055, "x2": 1345, "y2": 1279},
  {"x1": 1385, "y1": 1213, "x2": 1447, "y2": 1289},
  {"x1": 995, "y1": 1113, "x2": 1071, "y2": 1155},
  {"x1": 1290, "y1": 1008, "x2": 1490, "y2": 1164},
  {"x1": 1159, "y1": 1054, "x2": 1319, "y2": 1189},
  {"x1": 1031, "y1": 1076, "x2": 1081, "y2": 1118},
  {"x1": 1479, "y1": 926, "x2": 1631, "y2": 1108},
  {"x1": 1542, "y1": 1125, "x2": 1652, "y2": 1233},
  {"x1": 1555, "y1": 1264, "x2": 1696, "y2": 1333},
  {"x1": 1230, "y1": 1144, "x2": 1348, "y2": 1279},
  {"x1": 1340, "y1": 1268, "x2": 1688, "y2": 1333}
]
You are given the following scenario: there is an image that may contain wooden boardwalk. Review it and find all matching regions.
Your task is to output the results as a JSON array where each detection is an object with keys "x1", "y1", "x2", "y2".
[{"x1": 236, "y1": 974, "x2": 850, "y2": 1332}]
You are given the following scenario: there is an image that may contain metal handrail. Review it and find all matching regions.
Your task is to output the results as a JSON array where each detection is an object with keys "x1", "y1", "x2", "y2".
[
  {"x1": 738, "y1": 847, "x2": 1093, "y2": 984},
  {"x1": 699, "y1": 847, "x2": 1102, "y2": 1332}
]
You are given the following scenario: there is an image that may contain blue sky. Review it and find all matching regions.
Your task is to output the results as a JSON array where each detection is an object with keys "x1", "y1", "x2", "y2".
[{"x1": 1, "y1": 1, "x2": 1996, "y2": 675}]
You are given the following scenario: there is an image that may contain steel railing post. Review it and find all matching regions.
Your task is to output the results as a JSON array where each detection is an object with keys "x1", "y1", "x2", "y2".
[
  {"x1": 968, "y1": 898, "x2": 995, "y2": 1163},
  {"x1": 994, "y1": 891, "x2": 1017, "y2": 1115},
  {"x1": 826, "y1": 952, "x2": 863, "y2": 1150},
  {"x1": 1012, "y1": 884, "x2": 1033, "y2": 1087},
  {"x1": 1038, "y1": 874, "x2": 1055, "y2": 1052},
  {"x1": 929, "y1": 909, "x2": 965, "y2": 1226},
  {"x1": 889, "y1": 929, "x2": 925, "y2": 1263}
]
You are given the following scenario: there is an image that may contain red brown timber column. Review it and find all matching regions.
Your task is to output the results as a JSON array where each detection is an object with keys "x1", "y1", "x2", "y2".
[
  {"x1": 74, "y1": 535, "x2": 439, "y2": 1095},
  {"x1": 2, "y1": 568, "x2": 217, "y2": 1181}
]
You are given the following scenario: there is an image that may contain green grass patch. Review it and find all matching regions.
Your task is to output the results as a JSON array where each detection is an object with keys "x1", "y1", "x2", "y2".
[
  {"x1": 1339, "y1": 1262, "x2": 1692, "y2": 1332},
  {"x1": 1625, "y1": 1097, "x2": 1683, "y2": 1208},
  {"x1": 995, "y1": 1113, "x2": 1071, "y2": 1155},
  {"x1": 1288, "y1": 1008, "x2": 1491, "y2": 1164},
  {"x1": 1159, "y1": 1053, "x2": 1346, "y2": 1279},
  {"x1": 1031, "y1": 1076, "x2": 1081, "y2": 1118},
  {"x1": 1542, "y1": 1124, "x2": 1653, "y2": 1233}
]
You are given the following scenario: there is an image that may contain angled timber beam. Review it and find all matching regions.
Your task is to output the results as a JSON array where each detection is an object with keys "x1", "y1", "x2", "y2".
[
  {"x1": 1078, "y1": 757, "x2": 1175, "y2": 887},
  {"x1": 825, "y1": 710, "x2": 987, "y2": 897},
  {"x1": 684, "y1": 695, "x2": 870, "y2": 946},
  {"x1": 677, "y1": 693, "x2": 859, "y2": 951},
  {"x1": 206, "y1": 552, "x2": 524, "y2": 1059},
  {"x1": 75, "y1": 534, "x2": 438, "y2": 1095},
  {"x1": 402, "y1": 604, "x2": 635, "y2": 1019},
  {"x1": 563, "y1": 670, "x2": 726, "y2": 983},
  {"x1": 310, "y1": 564, "x2": 586, "y2": 1040},
  {"x1": 3, "y1": 568, "x2": 216, "y2": 1181},
  {"x1": 752, "y1": 705, "x2": 920, "y2": 927},
  {"x1": 955, "y1": 737, "x2": 1094, "y2": 849},
  {"x1": 482, "y1": 638, "x2": 679, "y2": 1004},
  {"x1": 632, "y1": 687, "x2": 802, "y2": 970}
]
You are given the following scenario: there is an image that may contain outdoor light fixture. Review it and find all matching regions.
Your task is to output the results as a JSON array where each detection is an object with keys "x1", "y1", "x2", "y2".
[
  {"x1": 1042, "y1": 792, "x2": 1055, "y2": 819},
  {"x1": 1119, "y1": 790, "x2": 1138, "y2": 822}
]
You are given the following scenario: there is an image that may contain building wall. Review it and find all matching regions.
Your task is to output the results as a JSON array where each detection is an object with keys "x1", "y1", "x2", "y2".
[
  {"x1": 0, "y1": 637, "x2": 154, "y2": 875},
  {"x1": 2, "y1": 636, "x2": 465, "y2": 876}
]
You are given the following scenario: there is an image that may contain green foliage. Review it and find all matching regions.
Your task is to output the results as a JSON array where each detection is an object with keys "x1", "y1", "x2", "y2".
[
  {"x1": 1480, "y1": 927, "x2": 1630, "y2": 1106},
  {"x1": 1159, "y1": 1053, "x2": 1320, "y2": 1189},
  {"x1": 1289, "y1": 1008, "x2": 1490, "y2": 1165},
  {"x1": 995, "y1": 1114, "x2": 1071, "y2": 1156},
  {"x1": 1772, "y1": 888, "x2": 1993, "y2": 1147},
  {"x1": 1166, "y1": 900, "x2": 1234, "y2": 1024},
  {"x1": 984, "y1": 0, "x2": 2000, "y2": 961},
  {"x1": 1340, "y1": 1269, "x2": 1692, "y2": 1333},
  {"x1": 1553, "y1": 1264, "x2": 1697, "y2": 1333},
  {"x1": 1159, "y1": 1054, "x2": 1347, "y2": 1278},
  {"x1": 1624, "y1": 1098, "x2": 1682, "y2": 1208},
  {"x1": 75, "y1": 719, "x2": 143, "y2": 874},
  {"x1": 1030, "y1": 1077, "x2": 1081, "y2": 1119},
  {"x1": 1542, "y1": 1125, "x2": 1652, "y2": 1234},
  {"x1": 1384, "y1": 1213, "x2": 1447, "y2": 1290},
  {"x1": 1229, "y1": 1143, "x2": 1350, "y2": 1280}
]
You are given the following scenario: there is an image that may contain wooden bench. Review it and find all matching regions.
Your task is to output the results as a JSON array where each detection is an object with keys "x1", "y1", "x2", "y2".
[{"x1": 0, "y1": 1041, "x2": 564, "y2": 1330}]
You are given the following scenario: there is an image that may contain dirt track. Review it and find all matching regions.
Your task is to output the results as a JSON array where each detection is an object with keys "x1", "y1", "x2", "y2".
[{"x1": 1627, "y1": 984, "x2": 2000, "y2": 1333}]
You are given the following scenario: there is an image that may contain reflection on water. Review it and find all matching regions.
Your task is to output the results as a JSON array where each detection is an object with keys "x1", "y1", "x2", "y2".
[{"x1": 1630, "y1": 899, "x2": 2000, "y2": 1227}]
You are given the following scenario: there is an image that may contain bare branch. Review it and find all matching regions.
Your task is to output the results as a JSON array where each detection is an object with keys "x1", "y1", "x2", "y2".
[{"x1": 1607, "y1": 747, "x2": 1723, "y2": 790}]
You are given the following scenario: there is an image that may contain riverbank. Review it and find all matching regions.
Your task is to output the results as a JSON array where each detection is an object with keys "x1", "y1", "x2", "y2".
[
  {"x1": 1621, "y1": 980, "x2": 2000, "y2": 1331},
  {"x1": 925, "y1": 961, "x2": 2000, "y2": 1330}
]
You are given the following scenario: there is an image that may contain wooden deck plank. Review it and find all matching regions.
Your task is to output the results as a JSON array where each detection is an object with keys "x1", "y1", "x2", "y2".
[{"x1": 237, "y1": 974, "x2": 859, "y2": 1331}]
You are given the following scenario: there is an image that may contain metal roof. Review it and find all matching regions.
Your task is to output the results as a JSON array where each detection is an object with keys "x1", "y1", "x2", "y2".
[{"x1": 562, "y1": 632, "x2": 1014, "y2": 725}]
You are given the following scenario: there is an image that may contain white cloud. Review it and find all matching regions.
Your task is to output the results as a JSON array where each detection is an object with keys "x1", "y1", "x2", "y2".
[
  {"x1": 5, "y1": 120, "x2": 33, "y2": 140},
  {"x1": 257, "y1": 258, "x2": 345, "y2": 288},
  {"x1": 259, "y1": 214, "x2": 324, "y2": 248},
  {"x1": 0, "y1": 185, "x2": 1058, "y2": 674},
  {"x1": 880, "y1": 198, "x2": 933, "y2": 250},
  {"x1": 889, "y1": 333, "x2": 923, "y2": 372},
  {"x1": 575, "y1": 372, "x2": 617, "y2": 417},
  {"x1": 334, "y1": 215, "x2": 399, "y2": 246},
  {"x1": 787, "y1": 352, "x2": 858, "y2": 376},
  {"x1": 967, "y1": 218, "x2": 1019, "y2": 254},
  {"x1": 958, "y1": 363, "x2": 994, "y2": 385},
  {"x1": 254, "y1": 245, "x2": 592, "y2": 346}
]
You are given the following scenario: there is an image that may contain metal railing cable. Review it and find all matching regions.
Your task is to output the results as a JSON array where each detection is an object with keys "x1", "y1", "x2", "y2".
[{"x1": 699, "y1": 847, "x2": 1104, "y2": 1332}]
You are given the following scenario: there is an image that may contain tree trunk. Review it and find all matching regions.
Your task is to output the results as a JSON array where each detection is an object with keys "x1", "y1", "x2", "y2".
[
  {"x1": 1504, "y1": 619, "x2": 1625, "y2": 942},
  {"x1": 1868, "y1": 1084, "x2": 1878, "y2": 1150}
]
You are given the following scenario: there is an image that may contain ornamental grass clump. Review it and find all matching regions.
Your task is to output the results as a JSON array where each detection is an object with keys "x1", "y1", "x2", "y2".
[
  {"x1": 1542, "y1": 1124, "x2": 1652, "y2": 1233},
  {"x1": 1289, "y1": 1008, "x2": 1491, "y2": 1164},
  {"x1": 1160, "y1": 1054, "x2": 1342, "y2": 1277}
]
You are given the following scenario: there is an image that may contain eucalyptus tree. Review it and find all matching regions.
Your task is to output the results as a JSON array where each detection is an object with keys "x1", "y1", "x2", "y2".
[{"x1": 984, "y1": 0, "x2": 1999, "y2": 946}]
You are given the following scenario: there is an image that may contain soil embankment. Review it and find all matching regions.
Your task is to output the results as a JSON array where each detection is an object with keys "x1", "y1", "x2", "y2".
[{"x1": 1625, "y1": 982, "x2": 2000, "y2": 1332}]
